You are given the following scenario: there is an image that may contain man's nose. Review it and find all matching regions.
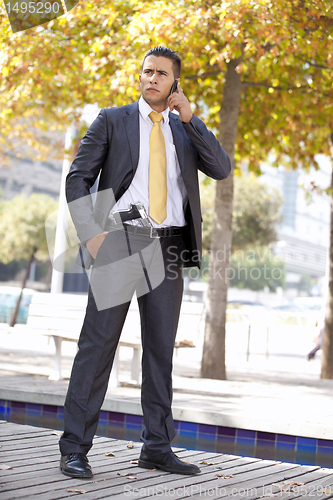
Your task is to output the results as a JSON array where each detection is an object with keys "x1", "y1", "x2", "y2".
[{"x1": 150, "y1": 72, "x2": 158, "y2": 84}]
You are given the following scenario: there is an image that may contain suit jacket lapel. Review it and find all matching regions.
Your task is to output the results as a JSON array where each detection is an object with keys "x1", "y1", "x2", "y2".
[
  {"x1": 123, "y1": 101, "x2": 140, "y2": 174},
  {"x1": 169, "y1": 113, "x2": 186, "y2": 175},
  {"x1": 123, "y1": 104, "x2": 186, "y2": 177}
]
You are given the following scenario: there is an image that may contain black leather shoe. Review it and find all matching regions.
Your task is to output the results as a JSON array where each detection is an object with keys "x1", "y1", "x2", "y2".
[
  {"x1": 138, "y1": 450, "x2": 200, "y2": 475},
  {"x1": 60, "y1": 453, "x2": 93, "y2": 478}
]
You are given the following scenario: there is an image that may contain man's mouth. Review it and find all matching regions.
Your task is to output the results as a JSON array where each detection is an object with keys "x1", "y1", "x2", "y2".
[{"x1": 147, "y1": 87, "x2": 159, "y2": 92}]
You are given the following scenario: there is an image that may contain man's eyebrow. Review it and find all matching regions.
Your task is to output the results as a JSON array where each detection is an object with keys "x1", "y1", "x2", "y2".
[{"x1": 143, "y1": 68, "x2": 169, "y2": 75}]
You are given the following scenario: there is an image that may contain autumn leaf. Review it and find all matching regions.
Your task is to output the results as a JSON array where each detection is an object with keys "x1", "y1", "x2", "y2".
[
  {"x1": 0, "y1": 464, "x2": 13, "y2": 470},
  {"x1": 66, "y1": 489, "x2": 87, "y2": 494},
  {"x1": 127, "y1": 441, "x2": 134, "y2": 449},
  {"x1": 215, "y1": 473, "x2": 236, "y2": 478},
  {"x1": 117, "y1": 472, "x2": 137, "y2": 479},
  {"x1": 104, "y1": 452, "x2": 115, "y2": 457}
]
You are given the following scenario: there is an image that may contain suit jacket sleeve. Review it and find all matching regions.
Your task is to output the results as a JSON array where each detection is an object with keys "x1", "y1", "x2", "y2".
[
  {"x1": 182, "y1": 114, "x2": 231, "y2": 180},
  {"x1": 66, "y1": 109, "x2": 109, "y2": 244}
]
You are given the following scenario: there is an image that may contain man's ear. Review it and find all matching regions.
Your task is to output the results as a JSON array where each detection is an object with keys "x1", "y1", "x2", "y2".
[{"x1": 139, "y1": 74, "x2": 142, "y2": 84}]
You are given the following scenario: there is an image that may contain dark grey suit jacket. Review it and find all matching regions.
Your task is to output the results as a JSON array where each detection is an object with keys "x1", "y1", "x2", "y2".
[{"x1": 66, "y1": 101, "x2": 231, "y2": 269}]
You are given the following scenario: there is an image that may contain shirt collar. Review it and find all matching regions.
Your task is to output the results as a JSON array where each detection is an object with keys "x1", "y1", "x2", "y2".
[{"x1": 139, "y1": 96, "x2": 169, "y2": 125}]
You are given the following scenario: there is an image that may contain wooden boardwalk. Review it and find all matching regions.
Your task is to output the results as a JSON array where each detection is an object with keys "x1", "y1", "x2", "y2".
[{"x1": 1, "y1": 421, "x2": 333, "y2": 499}]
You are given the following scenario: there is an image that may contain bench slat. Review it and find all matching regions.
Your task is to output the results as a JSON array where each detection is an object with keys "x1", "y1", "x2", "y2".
[
  {"x1": 28, "y1": 303, "x2": 86, "y2": 320},
  {"x1": 27, "y1": 316, "x2": 83, "y2": 332},
  {"x1": 30, "y1": 293, "x2": 88, "y2": 307}
]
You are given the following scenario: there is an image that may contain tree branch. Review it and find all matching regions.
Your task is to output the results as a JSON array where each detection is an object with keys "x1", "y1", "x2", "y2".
[
  {"x1": 241, "y1": 81, "x2": 308, "y2": 91},
  {"x1": 241, "y1": 81, "x2": 333, "y2": 98},
  {"x1": 295, "y1": 56, "x2": 330, "y2": 70},
  {"x1": 184, "y1": 69, "x2": 223, "y2": 81}
]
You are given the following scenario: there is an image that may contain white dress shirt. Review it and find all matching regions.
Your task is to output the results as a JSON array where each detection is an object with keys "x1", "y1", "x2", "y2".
[{"x1": 110, "y1": 97, "x2": 188, "y2": 228}]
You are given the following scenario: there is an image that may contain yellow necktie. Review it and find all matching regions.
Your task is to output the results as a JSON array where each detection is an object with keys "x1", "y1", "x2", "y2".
[{"x1": 148, "y1": 111, "x2": 167, "y2": 224}]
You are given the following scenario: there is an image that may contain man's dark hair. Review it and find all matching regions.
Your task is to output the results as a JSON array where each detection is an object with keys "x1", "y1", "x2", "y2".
[{"x1": 142, "y1": 47, "x2": 181, "y2": 78}]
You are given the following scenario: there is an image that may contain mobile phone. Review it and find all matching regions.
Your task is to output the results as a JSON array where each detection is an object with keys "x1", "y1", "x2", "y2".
[{"x1": 169, "y1": 79, "x2": 179, "y2": 96}]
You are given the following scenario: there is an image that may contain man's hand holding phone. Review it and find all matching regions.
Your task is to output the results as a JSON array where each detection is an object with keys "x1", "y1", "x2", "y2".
[{"x1": 168, "y1": 80, "x2": 193, "y2": 124}]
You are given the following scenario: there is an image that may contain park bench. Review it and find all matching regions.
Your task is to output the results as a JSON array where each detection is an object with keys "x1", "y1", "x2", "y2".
[{"x1": 26, "y1": 292, "x2": 204, "y2": 385}]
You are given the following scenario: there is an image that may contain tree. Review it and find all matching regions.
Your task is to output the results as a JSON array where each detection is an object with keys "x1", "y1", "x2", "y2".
[
  {"x1": 0, "y1": 194, "x2": 58, "y2": 325},
  {"x1": 1, "y1": 0, "x2": 332, "y2": 377},
  {"x1": 230, "y1": 246, "x2": 285, "y2": 292},
  {"x1": 200, "y1": 173, "x2": 284, "y2": 292},
  {"x1": 0, "y1": 0, "x2": 142, "y2": 164},
  {"x1": 200, "y1": 172, "x2": 283, "y2": 251},
  {"x1": 321, "y1": 134, "x2": 333, "y2": 379}
]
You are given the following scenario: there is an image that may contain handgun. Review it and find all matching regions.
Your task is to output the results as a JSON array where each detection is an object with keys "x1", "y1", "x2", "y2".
[{"x1": 111, "y1": 202, "x2": 152, "y2": 227}]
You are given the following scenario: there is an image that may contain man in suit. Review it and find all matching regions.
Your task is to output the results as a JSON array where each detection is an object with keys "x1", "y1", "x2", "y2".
[{"x1": 59, "y1": 46, "x2": 231, "y2": 478}]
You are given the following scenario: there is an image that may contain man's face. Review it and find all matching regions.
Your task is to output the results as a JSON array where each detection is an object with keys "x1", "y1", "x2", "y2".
[{"x1": 139, "y1": 55, "x2": 176, "y2": 112}]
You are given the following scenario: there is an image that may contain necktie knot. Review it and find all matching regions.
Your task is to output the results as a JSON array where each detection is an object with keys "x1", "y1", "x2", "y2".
[{"x1": 149, "y1": 112, "x2": 163, "y2": 124}]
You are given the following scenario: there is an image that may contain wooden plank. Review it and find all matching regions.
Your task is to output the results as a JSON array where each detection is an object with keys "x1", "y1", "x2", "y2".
[
  {"x1": 25, "y1": 456, "x2": 282, "y2": 500},
  {"x1": 0, "y1": 444, "x2": 143, "y2": 479},
  {"x1": 1, "y1": 435, "x2": 65, "y2": 452},
  {"x1": 0, "y1": 430, "x2": 52, "y2": 441},
  {"x1": 0, "y1": 435, "x2": 124, "y2": 463},
  {"x1": 0, "y1": 448, "x2": 208, "y2": 499},
  {"x1": 249, "y1": 468, "x2": 333, "y2": 500},
  {"x1": 4, "y1": 454, "x2": 261, "y2": 500},
  {"x1": 0, "y1": 447, "x2": 144, "y2": 489},
  {"x1": 0, "y1": 423, "x2": 52, "y2": 437},
  {"x1": 1, "y1": 422, "x2": 332, "y2": 500},
  {"x1": 1, "y1": 451, "x2": 233, "y2": 500},
  {"x1": 100, "y1": 462, "x2": 295, "y2": 500},
  {"x1": 179, "y1": 464, "x2": 324, "y2": 500}
]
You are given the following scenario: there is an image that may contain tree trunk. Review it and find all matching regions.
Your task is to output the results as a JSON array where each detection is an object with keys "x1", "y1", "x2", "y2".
[
  {"x1": 10, "y1": 250, "x2": 36, "y2": 327},
  {"x1": 321, "y1": 132, "x2": 333, "y2": 379},
  {"x1": 201, "y1": 58, "x2": 242, "y2": 379}
]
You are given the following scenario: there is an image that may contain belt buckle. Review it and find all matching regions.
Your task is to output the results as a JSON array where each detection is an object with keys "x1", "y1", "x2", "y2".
[{"x1": 149, "y1": 227, "x2": 160, "y2": 238}]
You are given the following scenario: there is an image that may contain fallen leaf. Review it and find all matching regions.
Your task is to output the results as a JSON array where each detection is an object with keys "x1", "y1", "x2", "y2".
[
  {"x1": 127, "y1": 441, "x2": 134, "y2": 449},
  {"x1": 117, "y1": 472, "x2": 137, "y2": 478},
  {"x1": 66, "y1": 489, "x2": 86, "y2": 494},
  {"x1": 199, "y1": 460, "x2": 216, "y2": 465},
  {"x1": 51, "y1": 430, "x2": 62, "y2": 436},
  {"x1": 215, "y1": 473, "x2": 236, "y2": 478},
  {"x1": 104, "y1": 452, "x2": 115, "y2": 457},
  {"x1": 130, "y1": 460, "x2": 138, "y2": 464},
  {"x1": 0, "y1": 464, "x2": 13, "y2": 470},
  {"x1": 283, "y1": 481, "x2": 305, "y2": 486},
  {"x1": 274, "y1": 480, "x2": 305, "y2": 492}
]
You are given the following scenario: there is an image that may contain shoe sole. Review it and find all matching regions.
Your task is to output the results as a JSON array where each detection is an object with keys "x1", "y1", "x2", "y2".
[
  {"x1": 60, "y1": 466, "x2": 93, "y2": 479},
  {"x1": 138, "y1": 459, "x2": 199, "y2": 475}
]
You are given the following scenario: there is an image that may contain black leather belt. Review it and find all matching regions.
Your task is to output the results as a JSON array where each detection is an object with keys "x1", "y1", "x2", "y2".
[
  {"x1": 106, "y1": 219, "x2": 183, "y2": 238},
  {"x1": 123, "y1": 224, "x2": 183, "y2": 238}
]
